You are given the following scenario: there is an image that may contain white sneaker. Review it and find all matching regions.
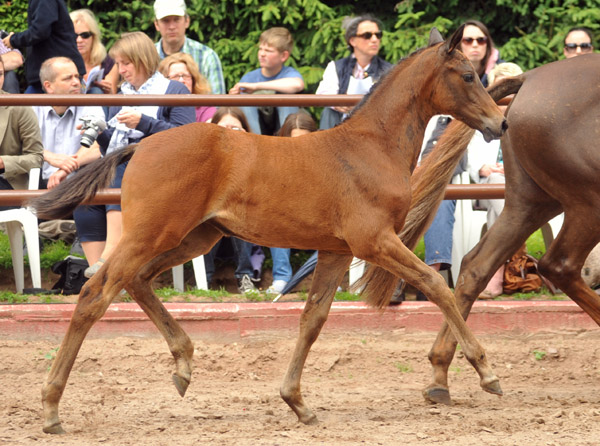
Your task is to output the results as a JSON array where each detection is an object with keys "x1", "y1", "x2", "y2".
[{"x1": 266, "y1": 280, "x2": 288, "y2": 294}]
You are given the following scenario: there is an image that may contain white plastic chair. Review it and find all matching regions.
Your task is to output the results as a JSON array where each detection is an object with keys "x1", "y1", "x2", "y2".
[
  {"x1": 171, "y1": 256, "x2": 207, "y2": 292},
  {"x1": 0, "y1": 168, "x2": 42, "y2": 293}
]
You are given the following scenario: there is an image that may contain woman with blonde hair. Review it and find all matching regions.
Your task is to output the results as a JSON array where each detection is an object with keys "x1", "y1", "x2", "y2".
[
  {"x1": 70, "y1": 9, "x2": 119, "y2": 94},
  {"x1": 158, "y1": 52, "x2": 216, "y2": 122},
  {"x1": 75, "y1": 31, "x2": 195, "y2": 278}
]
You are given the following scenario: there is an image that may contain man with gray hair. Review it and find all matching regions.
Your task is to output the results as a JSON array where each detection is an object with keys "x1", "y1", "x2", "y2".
[
  {"x1": 34, "y1": 57, "x2": 104, "y2": 189},
  {"x1": 153, "y1": 0, "x2": 225, "y2": 94}
]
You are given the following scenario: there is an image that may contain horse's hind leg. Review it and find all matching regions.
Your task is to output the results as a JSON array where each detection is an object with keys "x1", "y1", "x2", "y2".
[
  {"x1": 42, "y1": 239, "x2": 151, "y2": 434},
  {"x1": 125, "y1": 224, "x2": 222, "y2": 397},
  {"x1": 280, "y1": 252, "x2": 352, "y2": 424},
  {"x1": 424, "y1": 203, "x2": 556, "y2": 405},
  {"x1": 539, "y1": 214, "x2": 600, "y2": 323}
]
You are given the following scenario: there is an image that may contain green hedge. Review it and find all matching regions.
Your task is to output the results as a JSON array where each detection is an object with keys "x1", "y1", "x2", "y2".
[{"x1": 1, "y1": 0, "x2": 598, "y2": 92}]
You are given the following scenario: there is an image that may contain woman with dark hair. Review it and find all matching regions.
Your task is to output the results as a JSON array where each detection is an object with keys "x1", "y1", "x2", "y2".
[
  {"x1": 316, "y1": 14, "x2": 392, "y2": 129},
  {"x1": 460, "y1": 20, "x2": 501, "y2": 87},
  {"x1": 278, "y1": 111, "x2": 317, "y2": 137}
]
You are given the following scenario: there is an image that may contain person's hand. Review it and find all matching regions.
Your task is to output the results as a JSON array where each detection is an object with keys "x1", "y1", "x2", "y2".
[
  {"x1": 333, "y1": 105, "x2": 354, "y2": 114},
  {"x1": 2, "y1": 32, "x2": 14, "y2": 49},
  {"x1": 116, "y1": 110, "x2": 142, "y2": 129},
  {"x1": 47, "y1": 170, "x2": 68, "y2": 189},
  {"x1": 93, "y1": 79, "x2": 115, "y2": 94},
  {"x1": 228, "y1": 83, "x2": 244, "y2": 95},
  {"x1": 46, "y1": 152, "x2": 79, "y2": 173},
  {"x1": 479, "y1": 163, "x2": 504, "y2": 177}
]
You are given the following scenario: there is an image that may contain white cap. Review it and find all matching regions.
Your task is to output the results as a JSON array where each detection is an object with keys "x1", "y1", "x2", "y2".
[{"x1": 154, "y1": 0, "x2": 186, "y2": 20}]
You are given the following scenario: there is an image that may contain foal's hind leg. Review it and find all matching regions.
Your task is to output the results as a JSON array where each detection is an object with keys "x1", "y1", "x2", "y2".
[
  {"x1": 423, "y1": 203, "x2": 556, "y2": 405},
  {"x1": 280, "y1": 252, "x2": 352, "y2": 424},
  {"x1": 125, "y1": 224, "x2": 222, "y2": 397},
  {"x1": 42, "y1": 239, "x2": 154, "y2": 434}
]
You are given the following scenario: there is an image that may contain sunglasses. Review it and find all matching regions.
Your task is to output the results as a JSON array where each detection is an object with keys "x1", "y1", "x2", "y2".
[
  {"x1": 462, "y1": 36, "x2": 488, "y2": 45},
  {"x1": 75, "y1": 32, "x2": 93, "y2": 39},
  {"x1": 355, "y1": 31, "x2": 383, "y2": 40},
  {"x1": 564, "y1": 42, "x2": 593, "y2": 52}
]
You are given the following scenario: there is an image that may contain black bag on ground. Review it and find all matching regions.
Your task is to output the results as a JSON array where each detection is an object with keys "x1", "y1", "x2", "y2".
[{"x1": 51, "y1": 256, "x2": 89, "y2": 295}]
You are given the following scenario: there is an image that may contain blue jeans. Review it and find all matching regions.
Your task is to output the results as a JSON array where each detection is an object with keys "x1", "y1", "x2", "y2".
[
  {"x1": 241, "y1": 106, "x2": 299, "y2": 135},
  {"x1": 270, "y1": 247, "x2": 292, "y2": 282},
  {"x1": 424, "y1": 199, "x2": 456, "y2": 267},
  {"x1": 204, "y1": 237, "x2": 254, "y2": 283}
]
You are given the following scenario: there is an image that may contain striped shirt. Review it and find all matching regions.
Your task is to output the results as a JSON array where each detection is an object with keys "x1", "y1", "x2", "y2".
[{"x1": 155, "y1": 37, "x2": 225, "y2": 95}]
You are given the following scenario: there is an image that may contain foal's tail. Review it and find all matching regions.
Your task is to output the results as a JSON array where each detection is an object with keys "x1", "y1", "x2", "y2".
[
  {"x1": 357, "y1": 74, "x2": 525, "y2": 308},
  {"x1": 27, "y1": 144, "x2": 138, "y2": 220}
]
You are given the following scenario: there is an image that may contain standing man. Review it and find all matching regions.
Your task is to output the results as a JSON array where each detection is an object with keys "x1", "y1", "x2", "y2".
[
  {"x1": 0, "y1": 56, "x2": 44, "y2": 210},
  {"x1": 34, "y1": 57, "x2": 104, "y2": 189},
  {"x1": 2, "y1": 0, "x2": 85, "y2": 94},
  {"x1": 563, "y1": 27, "x2": 594, "y2": 58},
  {"x1": 153, "y1": 0, "x2": 225, "y2": 94}
]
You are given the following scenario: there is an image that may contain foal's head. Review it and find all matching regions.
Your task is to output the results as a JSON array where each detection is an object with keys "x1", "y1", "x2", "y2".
[{"x1": 427, "y1": 26, "x2": 507, "y2": 142}]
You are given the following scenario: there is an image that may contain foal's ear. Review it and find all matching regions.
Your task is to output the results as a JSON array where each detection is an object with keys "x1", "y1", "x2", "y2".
[
  {"x1": 428, "y1": 28, "x2": 444, "y2": 46},
  {"x1": 446, "y1": 24, "x2": 465, "y2": 54}
]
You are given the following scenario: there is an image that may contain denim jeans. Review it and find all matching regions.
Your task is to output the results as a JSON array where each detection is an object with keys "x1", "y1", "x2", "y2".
[
  {"x1": 270, "y1": 247, "x2": 292, "y2": 282},
  {"x1": 204, "y1": 237, "x2": 254, "y2": 283},
  {"x1": 241, "y1": 106, "x2": 299, "y2": 135},
  {"x1": 424, "y1": 199, "x2": 456, "y2": 267}
]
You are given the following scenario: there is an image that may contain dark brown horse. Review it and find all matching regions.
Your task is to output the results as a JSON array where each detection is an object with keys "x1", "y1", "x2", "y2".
[
  {"x1": 29, "y1": 28, "x2": 506, "y2": 434},
  {"x1": 421, "y1": 53, "x2": 600, "y2": 405}
]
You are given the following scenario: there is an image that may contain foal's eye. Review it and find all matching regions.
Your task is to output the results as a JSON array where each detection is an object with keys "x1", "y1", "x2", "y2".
[{"x1": 462, "y1": 73, "x2": 475, "y2": 83}]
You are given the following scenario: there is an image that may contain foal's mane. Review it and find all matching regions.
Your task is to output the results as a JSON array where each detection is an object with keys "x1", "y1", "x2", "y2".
[{"x1": 343, "y1": 47, "x2": 428, "y2": 122}]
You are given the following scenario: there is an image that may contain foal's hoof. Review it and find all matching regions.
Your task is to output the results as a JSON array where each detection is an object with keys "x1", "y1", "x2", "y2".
[
  {"x1": 299, "y1": 413, "x2": 319, "y2": 425},
  {"x1": 43, "y1": 422, "x2": 66, "y2": 435},
  {"x1": 482, "y1": 378, "x2": 503, "y2": 397},
  {"x1": 422, "y1": 385, "x2": 452, "y2": 406},
  {"x1": 172, "y1": 374, "x2": 190, "y2": 397}
]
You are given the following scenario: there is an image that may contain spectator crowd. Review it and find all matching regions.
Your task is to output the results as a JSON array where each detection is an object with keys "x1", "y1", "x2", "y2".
[{"x1": 0, "y1": 0, "x2": 596, "y2": 296}]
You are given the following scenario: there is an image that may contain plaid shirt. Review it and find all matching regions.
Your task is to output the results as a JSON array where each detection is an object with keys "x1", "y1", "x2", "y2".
[{"x1": 156, "y1": 37, "x2": 225, "y2": 95}]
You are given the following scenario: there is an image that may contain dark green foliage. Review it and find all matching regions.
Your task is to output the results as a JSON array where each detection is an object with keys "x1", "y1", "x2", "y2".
[{"x1": 1, "y1": 0, "x2": 598, "y2": 90}]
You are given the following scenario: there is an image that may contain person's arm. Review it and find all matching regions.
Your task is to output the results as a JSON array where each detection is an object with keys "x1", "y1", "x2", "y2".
[
  {"x1": 135, "y1": 83, "x2": 196, "y2": 136},
  {"x1": 47, "y1": 142, "x2": 101, "y2": 189},
  {"x1": 229, "y1": 77, "x2": 304, "y2": 94},
  {"x1": 93, "y1": 63, "x2": 119, "y2": 95},
  {"x1": 0, "y1": 49, "x2": 23, "y2": 71},
  {"x1": 0, "y1": 107, "x2": 44, "y2": 180},
  {"x1": 8, "y1": 0, "x2": 58, "y2": 49},
  {"x1": 43, "y1": 150, "x2": 79, "y2": 174}
]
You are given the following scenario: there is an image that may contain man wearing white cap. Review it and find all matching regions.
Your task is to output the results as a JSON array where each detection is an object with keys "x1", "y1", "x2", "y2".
[{"x1": 154, "y1": 0, "x2": 225, "y2": 94}]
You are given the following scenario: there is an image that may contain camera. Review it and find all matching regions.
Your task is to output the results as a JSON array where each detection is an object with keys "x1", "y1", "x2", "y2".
[
  {"x1": 79, "y1": 116, "x2": 107, "y2": 148},
  {"x1": 0, "y1": 30, "x2": 9, "y2": 39}
]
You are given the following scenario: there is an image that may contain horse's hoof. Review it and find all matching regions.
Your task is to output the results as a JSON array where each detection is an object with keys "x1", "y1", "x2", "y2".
[
  {"x1": 422, "y1": 386, "x2": 452, "y2": 405},
  {"x1": 43, "y1": 422, "x2": 66, "y2": 435},
  {"x1": 172, "y1": 374, "x2": 190, "y2": 397},
  {"x1": 482, "y1": 378, "x2": 503, "y2": 396},
  {"x1": 299, "y1": 413, "x2": 319, "y2": 425}
]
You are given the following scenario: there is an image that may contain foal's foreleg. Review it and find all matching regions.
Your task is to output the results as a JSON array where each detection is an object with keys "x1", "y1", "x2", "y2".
[
  {"x1": 126, "y1": 224, "x2": 222, "y2": 397},
  {"x1": 356, "y1": 232, "x2": 500, "y2": 397},
  {"x1": 42, "y1": 258, "x2": 134, "y2": 434},
  {"x1": 280, "y1": 252, "x2": 352, "y2": 424}
]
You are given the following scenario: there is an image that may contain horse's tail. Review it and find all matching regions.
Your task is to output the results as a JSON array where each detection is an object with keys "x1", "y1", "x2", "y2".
[
  {"x1": 357, "y1": 122, "x2": 477, "y2": 308},
  {"x1": 357, "y1": 76, "x2": 526, "y2": 309},
  {"x1": 27, "y1": 144, "x2": 138, "y2": 220}
]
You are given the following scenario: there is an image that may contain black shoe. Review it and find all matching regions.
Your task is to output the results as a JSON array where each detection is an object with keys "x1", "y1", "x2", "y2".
[{"x1": 416, "y1": 290, "x2": 428, "y2": 301}]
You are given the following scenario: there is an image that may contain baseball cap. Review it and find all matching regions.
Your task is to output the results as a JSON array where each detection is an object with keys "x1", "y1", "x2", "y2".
[{"x1": 154, "y1": 0, "x2": 186, "y2": 20}]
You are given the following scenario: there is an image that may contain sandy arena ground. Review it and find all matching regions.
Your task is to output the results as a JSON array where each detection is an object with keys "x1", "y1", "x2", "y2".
[{"x1": 2, "y1": 329, "x2": 600, "y2": 446}]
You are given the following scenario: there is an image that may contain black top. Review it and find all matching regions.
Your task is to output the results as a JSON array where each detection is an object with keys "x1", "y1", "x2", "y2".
[{"x1": 9, "y1": 0, "x2": 85, "y2": 86}]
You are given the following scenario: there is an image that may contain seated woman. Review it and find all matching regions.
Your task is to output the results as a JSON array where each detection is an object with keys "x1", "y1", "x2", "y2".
[
  {"x1": 70, "y1": 9, "x2": 119, "y2": 96},
  {"x1": 467, "y1": 62, "x2": 523, "y2": 298},
  {"x1": 158, "y1": 52, "x2": 216, "y2": 123},
  {"x1": 204, "y1": 107, "x2": 258, "y2": 294},
  {"x1": 76, "y1": 31, "x2": 195, "y2": 278}
]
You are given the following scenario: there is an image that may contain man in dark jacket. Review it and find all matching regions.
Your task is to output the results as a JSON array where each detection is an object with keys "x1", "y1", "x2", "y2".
[{"x1": 2, "y1": 0, "x2": 85, "y2": 93}]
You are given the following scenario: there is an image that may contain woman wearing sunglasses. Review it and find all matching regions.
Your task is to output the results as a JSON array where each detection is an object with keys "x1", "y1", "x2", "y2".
[
  {"x1": 70, "y1": 9, "x2": 120, "y2": 95},
  {"x1": 563, "y1": 27, "x2": 594, "y2": 59},
  {"x1": 459, "y1": 20, "x2": 502, "y2": 87},
  {"x1": 316, "y1": 14, "x2": 392, "y2": 129}
]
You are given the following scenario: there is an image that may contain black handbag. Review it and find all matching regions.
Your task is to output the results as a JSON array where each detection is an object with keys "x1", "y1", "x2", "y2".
[{"x1": 51, "y1": 256, "x2": 89, "y2": 295}]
